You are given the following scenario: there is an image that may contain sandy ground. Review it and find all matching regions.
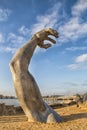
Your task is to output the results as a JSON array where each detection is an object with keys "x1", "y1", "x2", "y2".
[{"x1": 0, "y1": 104, "x2": 87, "y2": 130}]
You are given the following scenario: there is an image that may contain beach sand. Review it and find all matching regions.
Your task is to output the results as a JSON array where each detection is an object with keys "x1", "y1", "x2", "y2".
[{"x1": 0, "y1": 104, "x2": 87, "y2": 130}]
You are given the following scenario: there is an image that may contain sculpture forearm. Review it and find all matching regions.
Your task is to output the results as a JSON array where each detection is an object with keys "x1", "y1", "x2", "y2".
[{"x1": 10, "y1": 35, "x2": 38, "y2": 72}]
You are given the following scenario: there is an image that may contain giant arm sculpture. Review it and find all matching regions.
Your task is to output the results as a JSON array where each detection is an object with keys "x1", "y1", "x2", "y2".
[{"x1": 9, "y1": 28, "x2": 63, "y2": 123}]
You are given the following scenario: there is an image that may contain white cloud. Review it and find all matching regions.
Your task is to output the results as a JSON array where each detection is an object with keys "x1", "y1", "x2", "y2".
[
  {"x1": 81, "y1": 80, "x2": 87, "y2": 86},
  {"x1": 59, "y1": 81, "x2": 87, "y2": 95},
  {"x1": 75, "y1": 54, "x2": 87, "y2": 63},
  {"x1": 30, "y1": 2, "x2": 61, "y2": 35},
  {"x1": 58, "y1": 0, "x2": 87, "y2": 43},
  {"x1": 30, "y1": 11, "x2": 58, "y2": 35},
  {"x1": 68, "y1": 63, "x2": 82, "y2": 70},
  {"x1": 59, "y1": 17, "x2": 87, "y2": 42},
  {"x1": 68, "y1": 62, "x2": 87, "y2": 70},
  {"x1": 0, "y1": 33, "x2": 27, "y2": 54},
  {"x1": 7, "y1": 33, "x2": 26, "y2": 44},
  {"x1": 66, "y1": 46, "x2": 87, "y2": 51},
  {"x1": 0, "y1": 46, "x2": 16, "y2": 53},
  {"x1": 67, "y1": 53, "x2": 87, "y2": 70},
  {"x1": 0, "y1": 33, "x2": 4, "y2": 43},
  {"x1": 17, "y1": 0, "x2": 87, "y2": 47},
  {"x1": 0, "y1": 8, "x2": 11, "y2": 21},
  {"x1": 2, "y1": 1, "x2": 87, "y2": 54},
  {"x1": 18, "y1": 25, "x2": 30, "y2": 36},
  {"x1": 72, "y1": 0, "x2": 87, "y2": 16}
]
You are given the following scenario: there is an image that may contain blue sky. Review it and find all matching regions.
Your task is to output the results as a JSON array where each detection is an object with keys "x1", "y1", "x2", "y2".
[{"x1": 0, "y1": 0, "x2": 87, "y2": 96}]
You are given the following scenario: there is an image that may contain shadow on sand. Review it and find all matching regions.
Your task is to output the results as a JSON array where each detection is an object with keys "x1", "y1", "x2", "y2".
[{"x1": 62, "y1": 112, "x2": 87, "y2": 122}]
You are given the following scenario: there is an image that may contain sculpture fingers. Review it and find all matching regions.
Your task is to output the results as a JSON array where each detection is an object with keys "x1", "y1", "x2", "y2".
[
  {"x1": 35, "y1": 28, "x2": 59, "y2": 49},
  {"x1": 42, "y1": 43, "x2": 52, "y2": 49},
  {"x1": 46, "y1": 28, "x2": 59, "y2": 38},
  {"x1": 38, "y1": 43, "x2": 52, "y2": 49},
  {"x1": 46, "y1": 37, "x2": 56, "y2": 44}
]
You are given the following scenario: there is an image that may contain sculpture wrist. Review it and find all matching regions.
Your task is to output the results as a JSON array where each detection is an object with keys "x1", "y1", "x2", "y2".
[{"x1": 33, "y1": 34, "x2": 41, "y2": 44}]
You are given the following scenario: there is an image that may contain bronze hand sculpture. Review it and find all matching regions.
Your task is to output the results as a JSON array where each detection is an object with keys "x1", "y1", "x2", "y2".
[{"x1": 9, "y1": 28, "x2": 63, "y2": 123}]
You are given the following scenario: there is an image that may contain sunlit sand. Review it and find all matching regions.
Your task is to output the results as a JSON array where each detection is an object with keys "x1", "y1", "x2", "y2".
[{"x1": 0, "y1": 104, "x2": 87, "y2": 130}]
